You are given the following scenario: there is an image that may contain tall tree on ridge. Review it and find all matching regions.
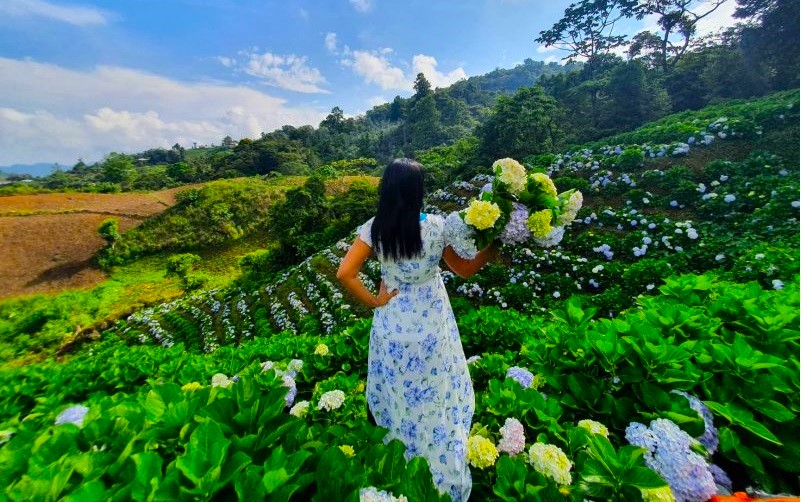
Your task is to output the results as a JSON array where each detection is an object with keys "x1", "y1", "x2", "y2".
[
  {"x1": 629, "y1": 0, "x2": 729, "y2": 72},
  {"x1": 536, "y1": 0, "x2": 638, "y2": 75}
]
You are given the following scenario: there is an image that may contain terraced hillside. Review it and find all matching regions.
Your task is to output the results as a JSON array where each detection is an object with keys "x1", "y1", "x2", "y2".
[{"x1": 0, "y1": 91, "x2": 797, "y2": 501}]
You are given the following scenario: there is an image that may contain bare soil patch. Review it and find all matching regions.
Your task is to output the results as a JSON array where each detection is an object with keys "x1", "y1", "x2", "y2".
[{"x1": 0, "y1": 190, "x2": 181, "y2": 299}]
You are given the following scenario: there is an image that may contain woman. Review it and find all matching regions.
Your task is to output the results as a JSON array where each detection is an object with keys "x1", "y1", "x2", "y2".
[{"x1": 336, "y1": 158, "x2": 496, "y2": 501}]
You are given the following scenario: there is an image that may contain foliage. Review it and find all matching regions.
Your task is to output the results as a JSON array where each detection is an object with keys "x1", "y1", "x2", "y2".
[
  {"x1": 165, "y1": 254, "x2": 207, "y2": 292},
  {"x1": 97, "y1": 218, "x2": 120, "y2": 248},
  {"x1": 97, "y1": 177, "x2": 306, "y2": 268},
  {"x1": 478, "y1": 86, "x2": 560, "y2": 161}
]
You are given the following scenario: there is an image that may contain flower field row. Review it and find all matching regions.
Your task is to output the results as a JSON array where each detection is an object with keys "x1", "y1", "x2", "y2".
[{"x1": 0, "y1": 274, "x2": 797, "y2": 500}]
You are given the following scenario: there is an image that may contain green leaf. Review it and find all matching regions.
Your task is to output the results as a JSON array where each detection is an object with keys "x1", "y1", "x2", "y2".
[
  {"x1": 61, "y1": 480, "x2": 108, "y2": 501},
  {"x1": 705, "y1": 401, "x2": 782, "y2": 445},
  {"x1": 235, "y1": 465, "x2": 266, "y2": 501},
  {"x1": 175, "y1": 421, "x2": 231, "y2": 487},
  {"x1": 735, "y1": 443, "x2": 765, "y2": 472},
  {"x1": 130, "y1": 452, "x2": 163, "y2": 500},
  {"x1": 262, "y1": 468, "x2": 291, "y2": 495},
  {"x1": 754, "y1": 400, "x2": 796, "y2": 423},
  {"x1": 621, "y1": 467, "x2": 668, "y2": 490}
]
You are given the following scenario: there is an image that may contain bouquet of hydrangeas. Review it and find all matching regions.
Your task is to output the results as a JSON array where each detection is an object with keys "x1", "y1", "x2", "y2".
[{"x1": 445, "y1": 158, "x2": 583, "y2": 259}]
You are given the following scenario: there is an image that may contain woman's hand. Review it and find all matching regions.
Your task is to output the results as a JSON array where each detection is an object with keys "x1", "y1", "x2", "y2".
[{"x1": 373, "y1": 281, "x2": 399, "y2": 307}]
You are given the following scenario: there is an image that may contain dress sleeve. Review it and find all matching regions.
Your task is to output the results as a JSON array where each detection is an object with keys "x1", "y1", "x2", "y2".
[
  {"x1": 443, "y1": 212, "x2": 479, "y2": 260},
  {"x1": 357, "y1": 217, "x2": 374, "y2": 247}
]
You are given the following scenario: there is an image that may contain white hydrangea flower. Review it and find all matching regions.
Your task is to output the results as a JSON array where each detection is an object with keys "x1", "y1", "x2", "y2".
[
  {"x1": 528, "y1": 443, "x2": 572, "y2": 485},
  {"x1": 493, "y1": 158, "x2": 527, "y2": 194},
  {"x1": 289, "y1": 400, "x2": 310, "y2": 418},
  {"x1": 318, "y1": 390, "x2": 346, "y2": 411},
  {"x1": 444, "y1": 211, "x2": 479, "y2": 260},
  {"x1": 211, "y1": 373, "x2": 234, "y2": 389},
  {"x1": 287, "y1": 359, "x2": 304, "y2": 374},
  {"x1": 578, "y1": 419, "x2": 609, "y2": 438},
  {"x1": 359, "y1": 487, "x2": 408, "y2": 502}
]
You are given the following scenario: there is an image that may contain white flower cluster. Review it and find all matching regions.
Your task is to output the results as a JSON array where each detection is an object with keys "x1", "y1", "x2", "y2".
[
  {"x1": 444, "y1": 211, "x2": 479, "y2": 260},
  {"x1": 317, "y1": 390, "x2": 346, "y2": 411},
  {"x1": 359, "y1": 487, "x2": 408, "y2": 502}
]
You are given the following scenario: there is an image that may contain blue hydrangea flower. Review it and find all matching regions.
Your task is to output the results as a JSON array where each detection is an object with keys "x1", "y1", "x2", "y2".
[
  {"x1": 499, "y1": 203, "x2": 532, "y2": 245},
  {"x1": 708, "y1": 464, "x2": 732, "y2": 492},
  {"x1": 506, "y1": 366, "x2": 535, "y2": 388},
  {"x1": 671, "y1": 390, "x2": 719, "y2": 455},
  {"x1": 625, "y1": 418, "x2": 716, "y2": 502},
  {"x1": 55, "y1": 405, "x2": 89, "y2": 427}
]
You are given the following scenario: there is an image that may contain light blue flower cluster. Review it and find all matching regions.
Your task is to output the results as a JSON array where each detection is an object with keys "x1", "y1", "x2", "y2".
[
  {"x1": 671, "y1": 390, "x2": 718, "y2": 455},
  {"x1": 506, "y1": 366, "x2": 535, "y2": 388},
  {"x1": 55, "y1": 405, "x2": 90, "y2": 427},
  {"x1": 625, "y1": 418, "x2": 717, "y2": 502},
  {"x1": 499, "y1": 203, "x2": 532, "y2": 245},
  {"x1": 444, "y1": 211, "x2": 479, "y2": 260}
]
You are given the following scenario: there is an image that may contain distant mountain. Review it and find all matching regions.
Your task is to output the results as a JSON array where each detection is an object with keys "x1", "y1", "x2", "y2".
[{"x1": 0, "y1": 163, "x2": 59, "y2": 178}]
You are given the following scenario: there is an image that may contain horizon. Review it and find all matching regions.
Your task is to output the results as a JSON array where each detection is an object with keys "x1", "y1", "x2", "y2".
[{"x1": 0, "y1": 0, "x2": 739, "y2": 168}]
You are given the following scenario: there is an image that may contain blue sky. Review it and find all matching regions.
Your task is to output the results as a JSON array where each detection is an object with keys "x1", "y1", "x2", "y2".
[{"x1": 0, "y1": 0, "x2": 738, "y2": 166}]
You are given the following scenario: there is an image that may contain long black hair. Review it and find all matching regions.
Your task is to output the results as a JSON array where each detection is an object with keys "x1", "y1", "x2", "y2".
[{"x1": 371, "y1": 158, "x2": 424, "y2": 261}]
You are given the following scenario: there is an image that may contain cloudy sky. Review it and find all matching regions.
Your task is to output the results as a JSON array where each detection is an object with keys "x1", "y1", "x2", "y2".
[{"x1": 0, "y1": 0, "x2": 738, "y2": 167}]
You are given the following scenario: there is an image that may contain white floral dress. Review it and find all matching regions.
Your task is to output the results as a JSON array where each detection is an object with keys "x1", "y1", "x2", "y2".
[{"x1": 358, "y1": 213, "x2": 475, "y2": 502}]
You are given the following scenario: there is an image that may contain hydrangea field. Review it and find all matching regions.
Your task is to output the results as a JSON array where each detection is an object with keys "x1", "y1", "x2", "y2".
[{"x1": 0, "y1": 90, "x2": 798, "y2": 501}]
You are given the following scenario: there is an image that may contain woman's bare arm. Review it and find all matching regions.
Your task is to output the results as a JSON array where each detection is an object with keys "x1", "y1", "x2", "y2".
[
  {"x1": 336, "y1": 237, "x2": 398, "y2": 307},
  {"x1": 442, "y1": 244, "x2": 497, "y2": 279}
]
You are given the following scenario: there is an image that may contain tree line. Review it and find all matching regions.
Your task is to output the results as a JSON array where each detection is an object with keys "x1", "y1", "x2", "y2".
[{"x1": 22, "y1": 0, "x2": 797, "y2": 194}]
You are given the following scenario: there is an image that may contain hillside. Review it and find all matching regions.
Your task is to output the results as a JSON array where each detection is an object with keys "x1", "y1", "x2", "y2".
[
  {"x1": 0, "y1": 91, "x2": 798, "y2": 500},
  {"x1": 0, "y1": 188, "x2": 188, "y2": 299}
]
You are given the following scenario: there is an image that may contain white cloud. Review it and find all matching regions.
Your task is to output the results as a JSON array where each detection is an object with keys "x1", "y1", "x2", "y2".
[
  {"x1": 349, "y1": 0, "x2": 372, "y2": 13},
  {"x1": 341, "y1": 47, "x2": 467, "y2": 91},
  {"x1": 344, "y1": 50, "x2": 412, "y2": 90},
  {"x1": 634, "y1": 1, "x2": 738, "y2": 40},
  {"x1": 217, "y1": 56, "x2": 236, "y2": 68},
  {"x1": 536, "y1": 44, "x2": 556, "y2": 54},
  {"x1": 240, "y1": 51, "x2": 328, "y2": 93},
  {"x1": 412, "y1": 54, "x2": 467, "y2": 88},
  {"x1": 0, "y1": 58, "x2": 326, "y2": 165},
  {"x1": 694, "y1": 0, "x2": 738, "y2": 36},
  {"x1": 0, "y1": 0, "x2": 110, "y2": 26},
  {"x1": 325, "y1": 32, "x2": 339, "y2": 53},
  {"x1": 368, "y1": 96, "x2": 388, "y2": 107}
]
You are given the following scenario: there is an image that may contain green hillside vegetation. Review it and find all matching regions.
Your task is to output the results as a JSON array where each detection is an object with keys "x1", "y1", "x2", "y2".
[
  {"x1": 0, "y1": 175, "x2": 378, "y2": 363},
  {"x1": 0, "y1": 89, "x2": 796, "y2": 499},
  {"x1": 11, "y1": 0, "x2": 797, "y2": 199},
  {"x1": 1, "y1": 0, "x2": 798, "y2": 496}
]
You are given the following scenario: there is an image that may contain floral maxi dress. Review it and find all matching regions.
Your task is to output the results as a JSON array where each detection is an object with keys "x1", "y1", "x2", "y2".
[{"x1": 358, "y1": 214, "x2": 475, "y2": 502}]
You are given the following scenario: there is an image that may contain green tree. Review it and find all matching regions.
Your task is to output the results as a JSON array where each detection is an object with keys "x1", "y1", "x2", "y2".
[
  {"x1": 413, "y1": 72, "x2": 432, "y2": 97},
  {"x1": 166, "y1": 162, "x2": 196, "y2": 182},
  {"x1": 320, "y1": 106, "x2": 346, "y2": 132},
  {"x1": 536, "y1": 0, "x2": 638, "y2": 73},
  {"x1": 603, "y1": 61, "x2": 670, "y2": 130},
  {"x1": 388, "y1": 96, "x2": 405, "y2": 122},
  {"x1": 735, "y1": 0, "x2": 799, "y2": 89},
  {"x1": 408, "y1": 73, "x2": 440, "y2": 149},
  {"x1": 166, "y1": 253, "x2": 207, "y2": 291},
  {"x1": 631, "y1": 0, "x2": 728, "y2": 72},
  {"x1": 102, "y1": 154, "x2": 136, "y2": 185},
  {"x1": 408, "y1": 93, "x2": 442, "y2": 152},
  {"x1": 478, "y1": 86, "x2": 560, "y2": 161},
  {"x1": 98, "y1": 218, "x2": 120, "y2": 249}
]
